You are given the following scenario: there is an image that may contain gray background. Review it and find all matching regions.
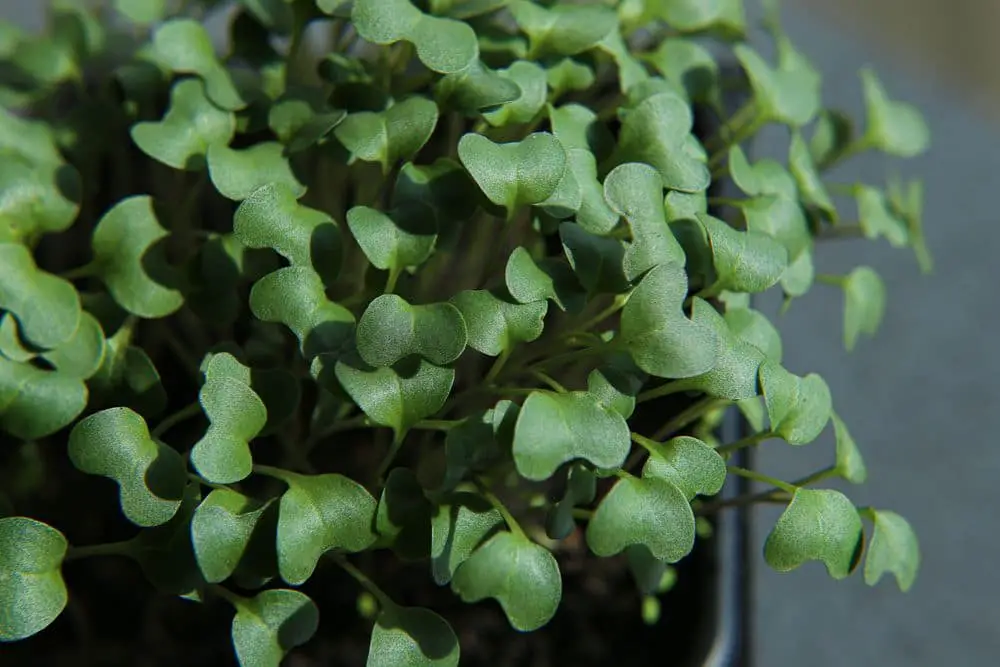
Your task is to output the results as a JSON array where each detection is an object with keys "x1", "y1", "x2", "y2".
[{"x1": 2, "y1": 1, "x2": 996, "y2": 665}]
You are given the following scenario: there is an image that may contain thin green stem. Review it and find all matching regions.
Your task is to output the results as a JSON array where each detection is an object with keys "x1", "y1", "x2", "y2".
[
  {"x1": 815, "y1": 224, "x2": 865, "y2": 241},
  {"x1": 636, "y1": 381, "x2": 686, "y2": 404},
  {"x1": 651, "y1": 397, "x2": 725, "y2": 441},
  {"x1": 476, "y1": 480, "x2": 526, "y2": 539},
  {"x1": 818, "y1": 136, "x2": 872, "y2": 172},
  {"x1": 485, "y1": 347, "x2": 513, "y2": 384},
  {"x1": 704, "y1": 101, "x2": 757, "y2": 151},
  {"x1": 384, "y1": 266, "x2": 401, "y2": 295},
  {"x1": 252, "y1": 464, "x2": 291, "y2": 481},
  {"x1": 211, "y1": 585, "x2": 247, "y2": 608},
  {"x1": 792, "y1": 466, "x2": 837, "y2": 487},
  {"x1": 696, "y1": 489, "x2": 790, "y2": 514},
  {"x1": 331, "y1": 554, "x2": 393, "y2": 609},
  {"x1": 529, "y1": 370, "x2": 567, "y2": 393},
  {"x1": 374, "y1": 433, "x2": 405, "y2": 483},
  {"x1": 188, "y1": 473, "x2": 228, "y2": 491},
  {"x1": 151, "y1": 402, "x2": 202, "y2": 440},
  {"x1": 572, "y1": 295, "x2": 628, "y2": 335},
  {"x1": 65, "y1": 540, "x2": 133, "y2": 561},
  {"x1": 815, "y1": 273, "x2": 847, "y2": 287},
  {"x1": 59, "y1": 262, "x2": 97, "y2": 280},
  {"x1": 630, "y1": 432, "x2": 661, "y2": 455},
  {"x1": 726, "y1": 466, "x2": 798, "y2": 494},
  {"x1": 527, "y1": 340, "x2": 619, "y2": 373},
  {"x1": 715, "y1": 431, "x2": 774, "y2": 455},
  {"x1": 571, "y1": 508, "x2": 593, "y2": 521}
]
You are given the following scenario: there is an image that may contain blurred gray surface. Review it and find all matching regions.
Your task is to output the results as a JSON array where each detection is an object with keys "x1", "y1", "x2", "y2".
[{"x1": 1, "y1": 2, "x2": 996, "y2": 666}]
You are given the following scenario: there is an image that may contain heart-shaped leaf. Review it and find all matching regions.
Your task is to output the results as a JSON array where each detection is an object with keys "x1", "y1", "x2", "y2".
[
  {"x1": 368, "y1": 605, "x2": 460, "y2": 667},
  {"x1": 855, "y1": 185, "x2": 908, "y2": 247},
  {"x1": 0, "y1": 517, "x2": 67, "y2": 642},
  {"x1": 504, "y1": 247, "x2": 584, "y2": 312},
  {"x1": 357, "y1": 295, "x2": 467, "y2": 367},
  {"x1": 586, "y1": 473, "x2": 695, "y2": 562},
  {"x1": 740, "y1": 194, "x2": 811, "y2": 263},
  {"x1": 509, "y1": 1, "x2": 616, "y2": 57},
  {"x1": 434, "y1": 60, "x2": 522, "y2": 115},
  {"x1": 0, "y1": 357, "x2": 88, "y2": 439},
  {"x1": 759, "y1": 361, "x2": 832, "y2": 445},
  {"x1": 346, "y1": 205, "x2": 436, "y2": 274},
  {"x1": 862, "y1": 509, "x2": 919, "y2": 592},
  {"x1": 831, "y1": 412, "x2": 867, "y2": 484},
  {"x1": 724, "y1": 306, "x2": 783, "y2": 363},
  {"x1": 0, "y1": 243, "x2": 80, "y2": 348},
  {"x1": 376, "y1": 468, "x2": 433, "y2": 561},
  {"x1": 512, "y1": 390, "x2": 630, "y2": 481},
  {"x1": 450, "y1": 289, "x2": 546, "y2": 357},
  {"x1": 653, "y1": 0, "x2": 745, "y2": 35},
  {"x1": 38, "y1": 311, "x2": 106, "y2": 379},
  {"x1": 249, "y1": 266, "x2": 355, "y2": 359},
  {"x1": 235, "y1": 183, "x2": 342, "y2": 287},
  {"x1": 457, "y1": 132, "x2": 567, "y2": 220},
  {"x1": 68, "y1": 407, "x2": 187, "y2": 527},
  {"x1": 586, "y1": 357, "x2": 645, "y2": 420},
  {"x1": 200, "y1": 351, "x2": 300, "y2": 435},
  {"x1": 860, "y1": 68, "x2": 929, "y2": 158},
  {"x1": 190, "y1": 374, "x2": 267, "y2": 485},
  {"x1": 451, "y1": 531, "x2": 561, "y2": 631},
  {"x1": 764, "y1": 488, "x2": 863, "y2": 579},
  {"x1": 788, "y1": 130, "x2": 835, "y2": 220},
  {"x1": 667, "y1": 297, "x2": 764, "y2": 400},
  {"x1": 559, "y1": 222, "x2": 629, "y2": 296},
  {"x1": 91, "y1": 196, "x2": 184, "y2": 318},
  {"x1": 131, "y1": 78, "x2": 235, "y2": 170},
  {"x1": 545, "y1": 58, "x2": 595, "y2": 100},
  {"x1": 698, "y1": 213, "x2": 788, "y2": 294},
  {"x1": 258, "y1": 468, "x2": 377, "y2": 585},
  {"x1": 621, "y1": 263, "x2": 719, "y2": 379},
  {"x1": 642, "y1": 436, "x2": 726, "y2": 500},
  {"x1": 646, "y1": 38, "x2": 721, "y2": 109},
  {"x1": 231, "y1": 589, "x2": 320, "y2": 667},
  {"x1": 734, "y1": 38, "x2": 820, "y2": 127},
  {"x1": 152, "y1": 19, "x2": 246, "y2": 110},
  {"x1": 839, "y1": 266, "x2": 886, "y2": 352},
  {"x1": 269, "y1": 96, "x2": 346, "y2": 153},
  {"x1": 430, "y1": 492, "x2": 503, "y2": 585},
  {"x1": 728, "y1": 146, "x2": 798, "y2": 199},
  {"x1": 545, "y1": 463, "x2": 596, "y2": 540},
  {"x1": 334, "y1": 97, "x2": 438, "y2": 173},
  {"x1": 0, "y1": 152, "x2": 81, "y2": 243},
  {"x1": 353, "y1": 0, "x2": 478, "y2": 74},
  {"x1": 613, "y1": 92, "x2": 709, "y2": 193},
  {"x1": 603, "y1": 162, "x2": 686, "y2": 281},
  {"x1": 482, "y1": 61, "x2": 546, "y2": 127},
  {"x1": 333, "y1": 353, "x2": 454, "y2": 440},
  {"x1": 207, "y1": 142, "x2": 306, "y2": 201},
  {"x1": 191, "y1": 488, "x2": 276, "y2": 583}
]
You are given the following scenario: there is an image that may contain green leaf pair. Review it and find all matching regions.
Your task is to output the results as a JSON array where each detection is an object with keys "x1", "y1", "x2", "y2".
[
  {"x1": 334, "y1": 97, "x2": 439, "y2": 173},
  {"x1": 0, "y1": 517, "x2": 68, "y2": 642},
  {"x1": 152, "y1": 20, "x2": 246, "y2": 110}
]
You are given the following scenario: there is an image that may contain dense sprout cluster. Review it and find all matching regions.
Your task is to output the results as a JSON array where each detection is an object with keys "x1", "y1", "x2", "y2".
[{"x1": 0, "y1": 1, "x2": 928, "y2": 665}]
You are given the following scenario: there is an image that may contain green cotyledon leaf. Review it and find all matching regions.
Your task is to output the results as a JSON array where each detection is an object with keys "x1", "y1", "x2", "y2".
[
  {"x1": 832, "y1": 411, "x2": 867, "y2": 484},
  {"x1": 645, "y1": 38, "x2": 722, "y2": 110},
  {"x1": 449, "y1": 288, "x2": 546, "y2": 357},
  {"x1": 509, "y1": 1, "x2": 616, "y2": 58},
  {"x1": 254, "y1": 467, "x2": 377, "y2": 585},
  {"x1": 90, "y1": 196, "x2": 185, "y2": 319},
  {"x1": 368, "y1": 604, "x2": 460, "y2": 667},
  {"x1": 152, "y1": 19, "x2": 246, "y2": 110},
  {"x1": 860, "y1": 67, "x2": 929, "y2": 158},
  {"x1": 0, "y1": 151, "x2": 81, "y2": 243},
  {"x1": 759, "y1": 361, "x2": 832, "y2": 445},
  {"x1": 451, "y1": 531, "x2": 561, "y2": 632},
  {"x1": 0, "y1": 517, "x2": 68, "y2": 642},
  {"x1": 235, "y1": 182, "x2": 342, "y2": 288},
  {"x1": 352, "y1": 0, "x2": 479, "y2": 74},
  {"x1": 642, "y1": 436, "x2": 726, "y2": 501},
  {"x1": 733, "y1": 35, "x2": 820, "y2": 127},
  {"x1": 191, "y1": 488, "x2": 277, "y2": 584},
  {"x1": 356, "y1": 295, "x2": 467, "y2": 367},
  {"x1": 586, "y1": 471, "x2": 695, "y2": 563},
  {"x1": 0, "y1": 242, "x2": 80, "y2": 348},
  {"x1": 207, "y1": 142, "x2": 306, "y2": 201},
  {"x1": 249, "y1": 266, "x2": 355, "y2": 360},
  {"x1": 698, "y1": 213, "x2": 788, "y2": 295},
  {"x1": 130, "y1": 78, "x2": 235, "y2": 170},
  {"x1": 483, "y1": 60, "x2": 546, "y2": 128},
  {"x1": 189, "y1": 373, "x2": 267, "y2": 485},
  {"x1": 67, "y1": 407, "x2": 187, "y2": 527},
  {"x1": 230, "y1": 589, "x2": 319, "y2": 667},
  {"x1": 0, "y1": 357, "x2": 88, "y2": 439},
  {"x1": 840, "y1": 266, "x2": 886, "y2": 352},
  {"x1": 199, "y1": 350, "x2": 300, "y2": 436},
  {"x1": 603, "y1": 162, "x2": 686, "y2": 281},
  {"x1": 457, "y1": 132, "x2": 567, "y2": 220},
  {"x1": 346, "y1": 204, "x2": 436, "y2": 274},
  {"x1": 862, "y1": 508, "x2": 919, "y2": 592},
  {"x1": 612, "y1": 92, "x2": 709, "y2": 193},
  {"x1": 433, "y1": 60, "x2": 522, "y2": 115},
  {"x1": 511, "y1": 390, "x2": 630, "y2": 481},
  {"x1": 504, "y1": 246, "x2": 585, "y2": 312},
  {"x1": 652, "y1": 0, "x2": 745, "y2": 35},
  {"x1": 764, "y1": 488, "x2": 863, "y2": 580},
  {"x1": 334, "y1": 97, "x2": 439, "y2": 173},
  {"x1": 430, "y1": 491, "x2": 503, "y2": 585},
  {"x1": 620, "y1": 262, "x2": 719, "y2": 379}
]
